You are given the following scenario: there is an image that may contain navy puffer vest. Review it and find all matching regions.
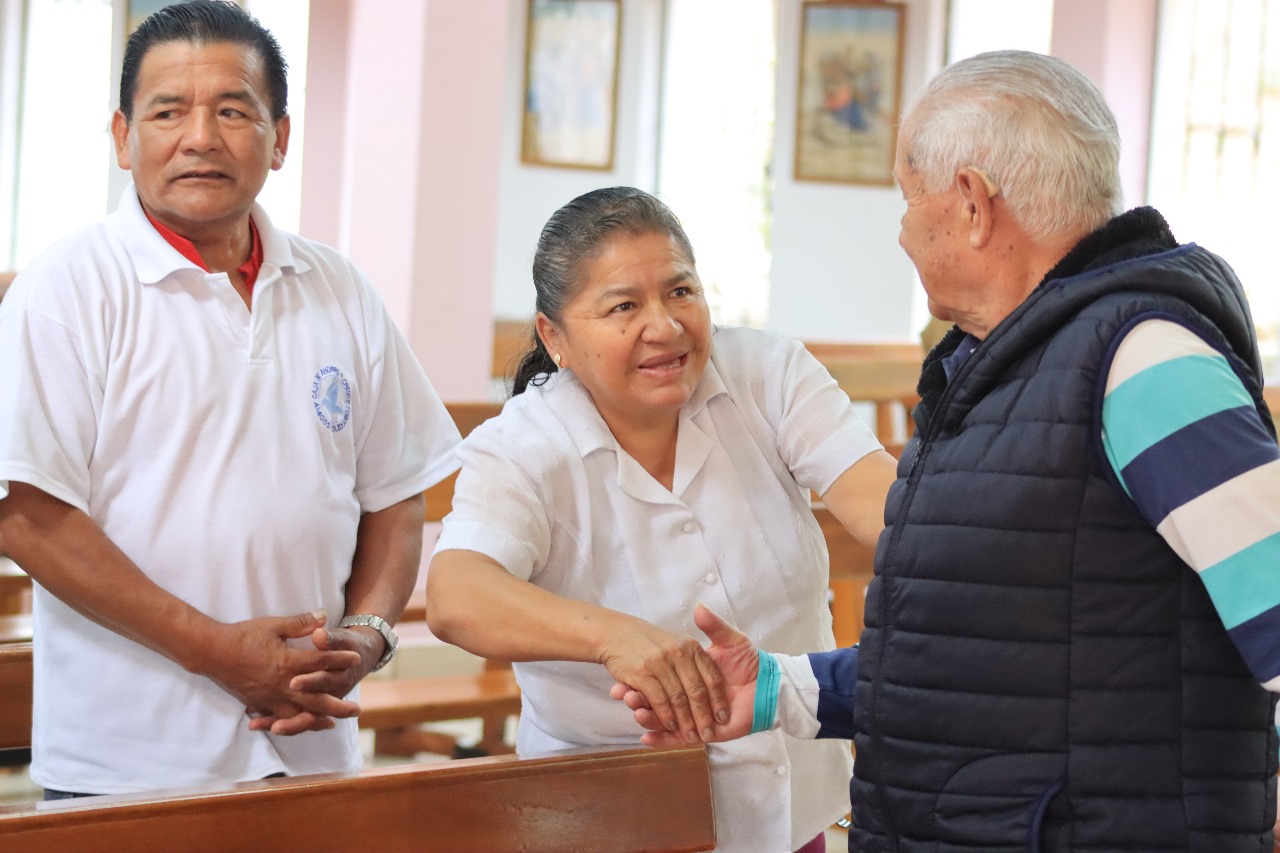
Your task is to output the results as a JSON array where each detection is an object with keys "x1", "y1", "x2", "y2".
[{"x1": 850, "y1": 209, "x2": 1278, "y2": 853}]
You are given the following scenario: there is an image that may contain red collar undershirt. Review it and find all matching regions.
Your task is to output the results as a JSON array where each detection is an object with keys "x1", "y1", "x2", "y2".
[{"x1": 144, "y1": 211, "x2": 264, "y2": 294}]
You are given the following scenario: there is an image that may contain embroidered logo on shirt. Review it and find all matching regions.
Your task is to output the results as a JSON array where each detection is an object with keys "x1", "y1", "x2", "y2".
[{"x1": 312, "y1": 366, "x2": 351, "y2": 432}]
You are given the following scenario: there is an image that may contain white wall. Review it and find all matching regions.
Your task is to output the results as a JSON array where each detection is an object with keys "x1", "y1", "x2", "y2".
[
  {"x1": 487, "y1": 0, "x2": 952, "y2": 342},
  {"x1": 768, "y1": 0, "x2": 947, "y2": 343},
  {"x1": 490, "y1": 0, "x2": 664, "y2": 320}
]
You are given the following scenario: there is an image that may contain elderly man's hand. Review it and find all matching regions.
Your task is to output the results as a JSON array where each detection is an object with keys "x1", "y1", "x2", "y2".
[
  {"x1": 610, "y1": 605, "x2": 759, "y2": 747},
  {"x1": 192, "y1": 611, "x2": 363, "y2": 736}
]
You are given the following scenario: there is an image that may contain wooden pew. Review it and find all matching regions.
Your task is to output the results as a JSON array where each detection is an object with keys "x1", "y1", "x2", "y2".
[
  {"x1": 422, "y1": 401, "x2": 506, "y2": 524},
  {"x1": 0, "y1": 643, "x2": 32, "y2": 755},
  {"x1": 361, "y1": 662, "x2": 521, "y2": 759},
  {"x1": 492, "y1": 318, "x2": 533, "y2": 382},
  {"x1": 0, "y1": 640, "x2": 519, "y2": 761},
  {"x1": 0, "y1": 746, "x2": 716, "y2": 853},
  {"x1": 805, "y1": 340, "x2": 922, "y2": 454},
  {"x1": 814, "y1": 507, "x2": 876, "y2": 649},
  {"x1": 383, "y1": 401, "x2": 518, "y2": 758}
]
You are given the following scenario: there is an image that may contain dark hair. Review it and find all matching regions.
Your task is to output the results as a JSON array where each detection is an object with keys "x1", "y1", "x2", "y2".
[
  {"x1": 119, "y1": 0, "x2": 288, "y2": 122},
  {"x1": 512, "y1": 187, "x2": 696, "y2": 396}
]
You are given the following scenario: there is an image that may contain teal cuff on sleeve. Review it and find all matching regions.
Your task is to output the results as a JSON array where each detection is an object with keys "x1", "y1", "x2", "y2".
[{"x1": 750, "y1": 650, "x2": 780, "y2": 734}]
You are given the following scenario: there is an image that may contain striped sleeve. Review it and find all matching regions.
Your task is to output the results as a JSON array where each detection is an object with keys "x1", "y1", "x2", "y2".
[
  {"x1": 759, "y1": 648, "x2": 857, "y2": 740},
  {"x1": 1101, "y1": 319, "x2": 1280, "y2": 696}
]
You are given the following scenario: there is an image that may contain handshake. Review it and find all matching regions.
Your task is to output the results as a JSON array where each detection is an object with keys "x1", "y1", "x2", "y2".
[{"x1": 609, "y1": 604, "x2": 765, "y2": 747}]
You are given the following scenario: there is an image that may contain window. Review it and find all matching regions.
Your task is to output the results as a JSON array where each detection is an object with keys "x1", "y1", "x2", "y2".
[
  {"x1": 0, "y1": 0, "x2": 308, "y2": 273},
  {"x1": 5, "y1": 0, "x2": 113, "y2": 271},
  {"x1": 242, "y1": 0, "x2": 309, "y2": 234},
  {"x1": 1149, "y1": 0, "x2": 1280, "y2": 377},
  {"x1": 657, "y1": 0, "x2": 777, "y2": 327},
  {"x1": 945, "y1": 0, "x2": 1054, "y2": 64}
]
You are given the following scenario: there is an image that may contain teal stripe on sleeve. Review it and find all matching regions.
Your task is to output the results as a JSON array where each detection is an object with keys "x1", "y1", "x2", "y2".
[
  {"x1": 750, "y1": 650, "x2": 780, "y2": 734},
  {"x1": 1198, "y1": 530, "x2": 1280, "y2": 628},
  {"x1": 1103, "y1": 353, "x2": 1252, "y2": 470}
]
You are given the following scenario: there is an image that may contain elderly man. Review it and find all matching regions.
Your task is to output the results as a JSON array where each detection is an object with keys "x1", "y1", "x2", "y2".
[
  {"x1": 0, "y1": 0, "x2": 460, "y2": 798},
  {"x1": 619, "y1": 50, "x2": 1279, "y2": 851}
]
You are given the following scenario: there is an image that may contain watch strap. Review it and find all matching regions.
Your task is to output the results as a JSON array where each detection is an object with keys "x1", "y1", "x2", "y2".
[{"x1": 338, "y1": 613, "x2": 398, "y2": 672}]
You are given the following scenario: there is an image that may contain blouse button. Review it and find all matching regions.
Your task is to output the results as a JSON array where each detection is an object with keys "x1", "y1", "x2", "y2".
[
  {"x1": 682, "y1": 521, "x2": 696, "y2": 533},
  {"x1": 703, "y1": 573, "x2": 717, "y2": 585}
]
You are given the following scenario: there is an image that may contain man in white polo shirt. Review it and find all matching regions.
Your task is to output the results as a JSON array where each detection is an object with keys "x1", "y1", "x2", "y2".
[{"x1": 0, "y1": 0, "x2": 460, "y2": 797}]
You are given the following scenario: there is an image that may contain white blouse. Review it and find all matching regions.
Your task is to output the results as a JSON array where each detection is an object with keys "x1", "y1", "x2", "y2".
[{"x1": 435, "y1": 326, "x2": 881, "y2": 852}]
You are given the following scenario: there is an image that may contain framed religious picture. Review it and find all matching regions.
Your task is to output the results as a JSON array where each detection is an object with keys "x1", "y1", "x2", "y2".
[
  {"x1": 520, "y1": 0, "x2": 622, "y2": 171},
  {"x1": 126, "y1": 0, "x2": 171, "y2": 35},
  {"x1": 126, "y1": 0, "x2": 243, "y2": 37},
  {"x1": 793, "y1": 0, "x2": 906, "y2": 185}
]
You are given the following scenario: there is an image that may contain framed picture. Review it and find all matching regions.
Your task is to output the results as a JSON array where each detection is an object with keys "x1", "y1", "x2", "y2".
[
  {"x1": 126, "y1": 0, "x2": 170, "y2": 36},
  {"x1": 126, "y1": 0, "x2": 243, "y2": 38},
  {"x1": 794, "y1": 0, "x2": 906, "y2": 185},
  {"x1": 521, "y1": 0, "x2": 621, "y2": 171}
]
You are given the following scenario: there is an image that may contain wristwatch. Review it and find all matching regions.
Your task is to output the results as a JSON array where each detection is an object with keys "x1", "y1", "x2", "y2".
[{"x1": 338, "y1": 613, "x2": 399, "y2": 672}]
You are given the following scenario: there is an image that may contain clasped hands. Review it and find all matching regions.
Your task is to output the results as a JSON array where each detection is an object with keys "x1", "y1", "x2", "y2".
[
  {"x1": 608, "y1": 604, "x2": 762, "y2": 747},
  {"x1": 195, "y1": 609, "x2": 385, "y2": 736}
]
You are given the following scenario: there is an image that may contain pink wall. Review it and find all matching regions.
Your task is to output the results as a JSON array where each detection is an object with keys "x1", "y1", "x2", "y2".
[{"x1": 300, "y1": 0, "x2": 507, "y2": 402}]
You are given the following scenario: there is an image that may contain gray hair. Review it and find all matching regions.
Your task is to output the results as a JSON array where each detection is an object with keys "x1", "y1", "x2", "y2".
[{"x1": 900, "y1": 50, "x2": 1122, "y2": 241}]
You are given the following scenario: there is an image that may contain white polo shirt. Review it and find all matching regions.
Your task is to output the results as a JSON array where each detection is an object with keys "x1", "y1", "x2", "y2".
[
  {"x1": 0, "y1": 187, "x2": 460, "y2": 793},
  {"x1": 435, "y1": 326, "x2": 880, "y2": 853}
]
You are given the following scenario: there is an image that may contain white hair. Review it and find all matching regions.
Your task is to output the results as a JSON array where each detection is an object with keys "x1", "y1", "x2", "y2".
[{"x1": 900, "y1": 50, "x2": 1123, "y2": 242}]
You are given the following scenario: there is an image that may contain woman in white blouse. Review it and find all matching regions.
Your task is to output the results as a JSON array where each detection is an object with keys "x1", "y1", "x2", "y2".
[{"x1": 426, "y1": 187, "x2": 896, "y2": 853}]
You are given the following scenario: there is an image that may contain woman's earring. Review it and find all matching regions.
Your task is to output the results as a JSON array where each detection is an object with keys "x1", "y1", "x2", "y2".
[{"x1": 553, "y1": 353, "x2": 562, "y2": 368}]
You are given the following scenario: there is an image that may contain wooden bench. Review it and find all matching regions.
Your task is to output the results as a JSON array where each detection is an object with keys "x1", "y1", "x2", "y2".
[
  {"x1": 814, "y1": 506, "x2": 876, "y2": 649},
  {"x1": 378, "y1": 401, "x2": 519, "y2": 759},
  {"x1": 361, "y1": 661, "x2": 521, "y2": 758},
  {"x1": 0, "y1": 641, "x2": 519, "y2": 760},
  {"x1": 805, "y1": 340, "x2": 922, "y2": 454},
  {"x1": 0, "y1": 642, "x2": 32, "y2": 767},
  {"x1": 0, "y1": 643, "x2": 32, "y2": 752},
  {"x1": 0, "y1": 745, "x2": 716, "y2": 852}
]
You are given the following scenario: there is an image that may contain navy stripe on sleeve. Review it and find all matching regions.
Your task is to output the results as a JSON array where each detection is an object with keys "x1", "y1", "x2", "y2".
[
  {"x1": 809, "y1": 646, "x2": 858, "y2": 741},
  {"x1": 1119, "y1": 405, "x2": 1279, "y2": 525},
  {"x1": 1227, "y1": 602, "x2": 1280, "y2": 684}
]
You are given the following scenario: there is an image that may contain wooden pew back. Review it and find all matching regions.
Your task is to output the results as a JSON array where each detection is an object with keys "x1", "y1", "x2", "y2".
[
  {"x1": 0, "y1": 746, "x2": 716, "y2": 853},
  {"x1": 424, "y1": 402, "x2": 507, "y2": 523},
  {"x1": 0, "y1": 642, "x2": 32, "y2": 753},
  {"x1": 804, "y1": 341, "x2": 922, "y2": 455}
]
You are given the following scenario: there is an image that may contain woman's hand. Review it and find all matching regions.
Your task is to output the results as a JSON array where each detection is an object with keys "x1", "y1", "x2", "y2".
[
  {"x1": 610, "y1": 604, "x2": 760, "y2": 746},
  {"x1": 597, "y1": 611, "x2": 732, "y2": 744}
]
